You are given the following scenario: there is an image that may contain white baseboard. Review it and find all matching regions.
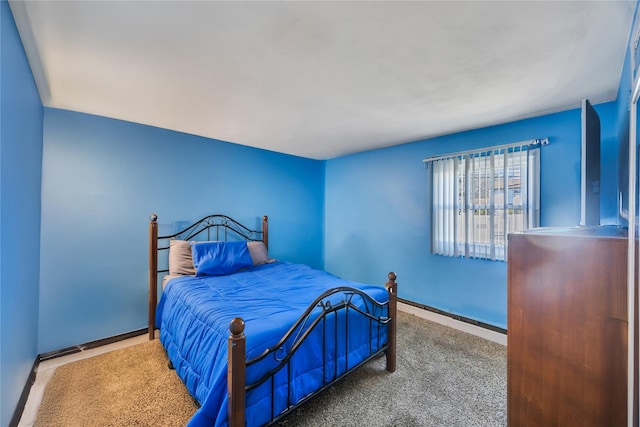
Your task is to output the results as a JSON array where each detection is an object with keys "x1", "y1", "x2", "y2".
[{"x1": 398, "y1": 302, "x2": 507, "y2": 346}]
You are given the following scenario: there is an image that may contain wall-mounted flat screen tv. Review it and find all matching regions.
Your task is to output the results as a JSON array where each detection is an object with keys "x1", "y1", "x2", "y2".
[{"x1": 581, "y1": 99, "x2": 601, "y2": 226}]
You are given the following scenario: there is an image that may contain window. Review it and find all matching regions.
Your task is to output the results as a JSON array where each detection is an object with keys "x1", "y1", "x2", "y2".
[{"x1": 428, "y1": 141, "x2": 542, "y2": 261}]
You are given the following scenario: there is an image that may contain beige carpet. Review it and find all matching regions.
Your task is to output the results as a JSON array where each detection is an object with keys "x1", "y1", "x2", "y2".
[
  {"x1": 35, "y1": 312, "x2": 506, "y2": 426},
  {"x1": 34, "y1": 339, "x2": 198, "y2": 427}
]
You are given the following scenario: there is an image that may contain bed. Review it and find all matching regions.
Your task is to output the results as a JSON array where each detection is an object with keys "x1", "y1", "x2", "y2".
[{"x1": 148, "y1": 214, "x2": 397, "y2": 427}]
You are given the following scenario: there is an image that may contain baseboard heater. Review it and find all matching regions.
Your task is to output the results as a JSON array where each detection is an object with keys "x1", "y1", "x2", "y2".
[
  {"x1": 398, "y1": 297, "x2": 507, "y2": 335},
  {"x1": 39, "y1": 328, "x2": 147, "y2": 361}
]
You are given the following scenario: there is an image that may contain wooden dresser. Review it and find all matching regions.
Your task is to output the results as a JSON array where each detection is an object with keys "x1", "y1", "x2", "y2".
[{"x1": 507, "y1": 226, "x2": 628, "y2": 427}]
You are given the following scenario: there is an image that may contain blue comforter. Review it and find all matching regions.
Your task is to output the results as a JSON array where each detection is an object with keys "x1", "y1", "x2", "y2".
[{"x1": 156, "y1": 262, "x2": 389, "y2": 427}]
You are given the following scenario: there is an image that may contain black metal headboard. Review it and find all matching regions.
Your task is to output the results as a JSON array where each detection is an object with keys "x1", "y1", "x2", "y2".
[
  {"x1": 153, "y1": 214, "x2": 268, "y2": 274},
  {"x1": 158, "y1": 214, "x2": 267, "y2": 244},
  {"x1": 148, "y1": 214, "x2": 268, "y2": 339}
]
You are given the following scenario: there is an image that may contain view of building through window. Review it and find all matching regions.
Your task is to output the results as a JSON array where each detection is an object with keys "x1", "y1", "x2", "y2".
[
  {"x1": 455, "y1": 152, "x2": 527, "y2": 259},
  {"x1": 431, "y1": 144, "x2": 539, "y2": 261}
]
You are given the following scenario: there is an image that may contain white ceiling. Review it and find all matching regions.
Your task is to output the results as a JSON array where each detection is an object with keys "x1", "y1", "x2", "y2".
[{"x1": 9, "y1": 1, "x2": 637, "y2": 160}]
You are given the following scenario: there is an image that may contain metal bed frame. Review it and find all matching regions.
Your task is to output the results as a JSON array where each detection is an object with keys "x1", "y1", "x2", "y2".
[{"x1": 148, "y1": 214, "x2": 397, "y2": 427}]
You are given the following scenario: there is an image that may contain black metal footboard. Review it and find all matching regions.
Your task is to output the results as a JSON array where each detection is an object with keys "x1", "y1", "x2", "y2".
[{"x1": 228, "y1": 274, "x2": 398, "y2": 427}]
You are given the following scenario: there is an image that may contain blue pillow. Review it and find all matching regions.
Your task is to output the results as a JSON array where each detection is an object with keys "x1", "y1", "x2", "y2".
[{"x1": 190, "y1": 241, "x2": 253, "y2": 276}]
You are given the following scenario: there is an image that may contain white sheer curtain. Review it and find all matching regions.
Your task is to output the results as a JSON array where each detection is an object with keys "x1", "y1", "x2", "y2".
[
  {"x1": 432, "y1": 157, "x2": 460, "y2": 257},
  {"x1": 430, "y1": 143, "x2": 540, "y2": 261}
]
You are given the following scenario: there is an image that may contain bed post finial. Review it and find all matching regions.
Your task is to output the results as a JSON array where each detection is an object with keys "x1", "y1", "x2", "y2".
[
  {"x1": 229, "y1": 317, "x2": 245, "y2": 336},
  {"x1": 228, "y1": 317, "x2": 246, "y2": 427},
  {"x1": 385, "y1": 272, "x2": 397, "y2": 373},
  {"x1": 148, "y1": 214, "x2": 159, "y2": 341}
]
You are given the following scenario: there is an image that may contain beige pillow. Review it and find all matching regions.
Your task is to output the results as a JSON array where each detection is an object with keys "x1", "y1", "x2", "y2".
[
  {"x1": 169, "y1": 240, "x2": 196, "y2": 276},
  {"x1": 247, "y1": 241, "x2": 275, "y2": 265},
  {"x1": 162, "y1": 274, "x2": 183, "y2": 289}
]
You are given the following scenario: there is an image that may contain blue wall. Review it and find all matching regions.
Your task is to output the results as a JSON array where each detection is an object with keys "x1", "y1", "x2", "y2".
[
  {"x1": 325, "y1": 102, "x2": 619, "y2": 329},
  {"x1": 1, "y1": 1, "x2": 636, "y2": 421},
  {"x1": 38, "y1": 108, "x2": 324, "y2": 353},
  {"x1": 0, "y1": 1, "x2": 44, "y2": 425}
]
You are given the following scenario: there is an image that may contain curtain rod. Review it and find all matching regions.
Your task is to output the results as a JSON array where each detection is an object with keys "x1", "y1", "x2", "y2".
[{"x1": 422, "y1": 137, "x2": 549, "y2": 164}]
